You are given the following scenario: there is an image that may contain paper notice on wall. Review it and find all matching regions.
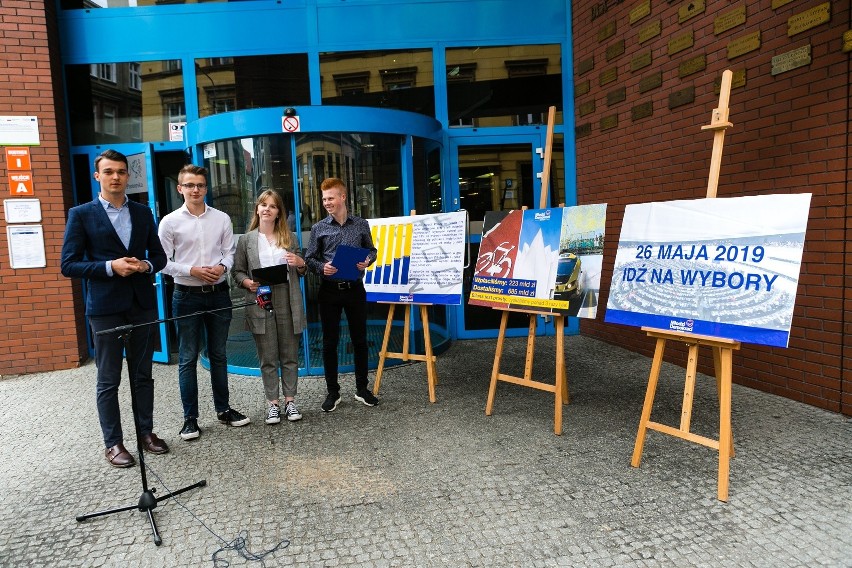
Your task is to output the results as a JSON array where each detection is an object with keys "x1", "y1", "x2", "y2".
[{"x1": 8, "y1": 224, "x2": 46, "y2": 268}]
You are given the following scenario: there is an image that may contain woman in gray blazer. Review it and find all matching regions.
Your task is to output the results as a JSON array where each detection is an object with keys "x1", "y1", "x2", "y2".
[{"x1": 233, "y1": 190, "x2": 308, "y2": 424}]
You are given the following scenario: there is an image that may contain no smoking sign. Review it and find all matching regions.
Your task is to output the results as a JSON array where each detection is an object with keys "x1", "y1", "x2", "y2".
[{"x1": 282, "y1": 115, "x2": 301, "y2": 133}]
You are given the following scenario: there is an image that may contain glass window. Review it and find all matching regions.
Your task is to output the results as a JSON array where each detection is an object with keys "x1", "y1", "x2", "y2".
[
  {"x1": 129, "y1": 63, "x2": 141, "y2": 91},
  {"x1": 166, "y1": 101, "x2": 186, "y2": 123},
  {"x1": 457, "y1": 143, "x2": 534, "y2": 225},
  {"x1": 413, "y1": 138, "x2": 442, "y2": 215},
  {"x1": 90, "y1": 63, "x2": 117, "y2": 83},
  {"x1": 548, "y1": 134, "x2": 567, "y2": 208},
  {"x1": 446, "y1": 45, "x2": 563, "y2": 128},
  {"x1": 130, "y1": 112, "x2": 142, "y2": 139},
  {"x1": 195, "y1": 54, "x2": 310, "y2": 118},
  {"x1": 294, "y1": 132, "x2": 403, "y2": 226},
  {"x1": 101, "y1": 104, "x2": 117, "y2": 134},
  {"x1": 320, "y1": 49, "x2": 435, "y2": 117},
  {"x1": 67, "y1": 59, "x2": 184, "y2": 144}
]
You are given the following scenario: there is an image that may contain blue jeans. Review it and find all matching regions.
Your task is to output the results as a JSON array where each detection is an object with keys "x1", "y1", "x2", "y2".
[{"x1": 173, "y1": 289, "x2": 232, "y2": 419}]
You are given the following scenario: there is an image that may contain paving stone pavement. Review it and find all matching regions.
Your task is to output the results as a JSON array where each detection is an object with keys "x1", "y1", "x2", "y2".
[{"x1": 0, "y1": 335, "x2": 849, "y2": 567}]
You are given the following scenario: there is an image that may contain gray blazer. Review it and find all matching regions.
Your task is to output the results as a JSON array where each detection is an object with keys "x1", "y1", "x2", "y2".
[{"x1": 232, "y1": 229, "x2": 307, "y2": 335}]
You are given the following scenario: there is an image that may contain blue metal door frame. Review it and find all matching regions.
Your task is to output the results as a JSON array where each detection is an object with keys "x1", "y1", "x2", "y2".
[
  {"x1": 69, "y1": 143, "x2": 171, "y2": 363},
  {"x1": 448, "y1": 132, "x2": 542, "y2": 340}
]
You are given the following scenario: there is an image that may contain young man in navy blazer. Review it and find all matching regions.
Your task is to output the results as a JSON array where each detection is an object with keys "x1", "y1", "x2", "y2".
[{"x1": 61, "y1": 149, "x2": 170, "y2": 468}]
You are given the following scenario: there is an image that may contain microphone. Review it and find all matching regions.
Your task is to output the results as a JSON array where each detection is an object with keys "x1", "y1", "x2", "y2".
[{"x1": 256, "y1": 285, "x2": 273, "y2": 312}]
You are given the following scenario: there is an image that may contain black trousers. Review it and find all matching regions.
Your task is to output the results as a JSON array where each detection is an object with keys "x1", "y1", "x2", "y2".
[{"x1": 318, "y1": 281, "x2": 369, "y2": 394}]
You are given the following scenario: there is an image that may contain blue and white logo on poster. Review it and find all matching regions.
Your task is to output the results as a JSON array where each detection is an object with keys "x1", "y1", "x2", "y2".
[{"x1": 605, "y1": 194, "x2": 812, "y2": 347}]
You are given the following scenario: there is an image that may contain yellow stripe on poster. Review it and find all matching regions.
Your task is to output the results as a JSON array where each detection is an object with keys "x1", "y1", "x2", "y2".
[
  {"x1": 367, "y1": 225, "x2": 381, "y2": 275},
  {"x1": 380, "y1": 223, "x2": 394, "y2": 268},
  {"x1": 403, "y1": 222, "x2": 413, "y2": 257},
  {"x1": 393, "y1": 224, "x2": 404, "y2": 267},
  {"x1": 469, "y1": 292, "x2": 571, "y2": 310}
]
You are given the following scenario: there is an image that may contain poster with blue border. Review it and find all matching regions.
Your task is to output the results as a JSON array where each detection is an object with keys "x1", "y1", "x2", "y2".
[
  {"x1": 604, "y1": 194, "x2": 812, "y2": 347},
  {"x1": 365, "y1": 211, "x2": 466, "y2": 305}
]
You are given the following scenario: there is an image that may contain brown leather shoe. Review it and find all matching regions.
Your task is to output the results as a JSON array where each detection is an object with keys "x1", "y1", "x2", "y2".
[
  {"x1": 105, "y1": 443, "x2": 136, "y2": 468},
  {"x1": 141, "y1": 433, "x2": 170, "y2": 455}
]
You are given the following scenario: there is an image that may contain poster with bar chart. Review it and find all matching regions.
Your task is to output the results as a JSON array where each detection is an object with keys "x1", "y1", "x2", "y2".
[{"x1": 365, "y1": 211, "x2": 466, "y2": 305}]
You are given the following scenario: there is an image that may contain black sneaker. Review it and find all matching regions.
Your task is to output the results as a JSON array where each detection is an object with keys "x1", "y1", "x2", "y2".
[
  {"x1": 321, "y1": 392, "x2": 341, "y2": 412},
  {"x1": 180, "y1": 418, "x2": 201, "y2": 441},
  {"x1": 217, "y1": 408, "x2": 251, "y2": 427},
  {"x1": 355, "y1": 389, "x2": 379, "y2": 407}
]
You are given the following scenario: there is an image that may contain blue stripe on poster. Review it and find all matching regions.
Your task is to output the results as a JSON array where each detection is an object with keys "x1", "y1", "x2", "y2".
[
  {"x1": 367, "y1": 292, "x2": 461, "y2": 305},
  {"x1": 604, "y1": 309, "x2": 790, "y2": 347},
  {"x1": 401, "y1": 256, "x2": 410, "y2": 285}
]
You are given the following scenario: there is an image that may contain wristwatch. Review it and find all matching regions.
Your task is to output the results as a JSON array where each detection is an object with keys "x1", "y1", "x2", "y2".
[{"x1": 218, "y1": 263, "x2": 228, "y2": 273}]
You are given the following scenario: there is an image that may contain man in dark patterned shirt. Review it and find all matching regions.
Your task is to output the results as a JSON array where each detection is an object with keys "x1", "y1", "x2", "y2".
[{"x1": 304, "y1": 177, "x2": 379, "y2": 412}]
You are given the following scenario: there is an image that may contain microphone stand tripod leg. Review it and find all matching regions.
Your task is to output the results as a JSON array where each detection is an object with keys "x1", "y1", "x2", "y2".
[{"x1": 76, "y1": 328, "x2": 205, "y2": 547}]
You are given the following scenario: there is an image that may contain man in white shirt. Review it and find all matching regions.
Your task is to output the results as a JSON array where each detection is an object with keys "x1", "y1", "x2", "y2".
[{"x1": 158, "y1": 164, "x2": 249, "y2": 441}]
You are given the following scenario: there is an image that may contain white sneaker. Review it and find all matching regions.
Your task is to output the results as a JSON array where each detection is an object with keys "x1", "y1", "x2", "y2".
[
  {"x1": 265, "y1": 403, "x2": 281, "y2": 424},
  {"x1": 284, "y1": 400, "x2": 302, "y2": 422}
]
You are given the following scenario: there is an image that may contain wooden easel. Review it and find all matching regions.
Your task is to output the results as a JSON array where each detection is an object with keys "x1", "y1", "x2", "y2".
[
  {"x1": 372, "y1": 301, "x2": 438, "y2": 402},
  {"x1": 484, "y1": 106, "x2": 571, "y2": 435},
  {"x1": 372, "y1": 210, "x2": 439, "y2": 402},
  {"x1": 630, "y1": 70, "x2": 739, "y2": 501},
  {"x1": 485, "y1": 308, "x2": 569, "y2": 435}
]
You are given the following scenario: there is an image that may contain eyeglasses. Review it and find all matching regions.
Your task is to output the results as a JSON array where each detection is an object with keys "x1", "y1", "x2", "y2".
[{"x1": 181, "y1": 183, "x2": 208, "y2": 190}]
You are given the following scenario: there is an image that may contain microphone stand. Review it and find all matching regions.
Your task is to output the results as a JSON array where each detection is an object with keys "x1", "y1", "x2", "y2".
[{"x1": 75, "y1": 301, "x2": 256, "y2": 546}]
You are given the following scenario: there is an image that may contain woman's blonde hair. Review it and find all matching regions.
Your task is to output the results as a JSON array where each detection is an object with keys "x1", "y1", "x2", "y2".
[{"x1": 248, "y1": 190, "x2": 293, "y2": 250}]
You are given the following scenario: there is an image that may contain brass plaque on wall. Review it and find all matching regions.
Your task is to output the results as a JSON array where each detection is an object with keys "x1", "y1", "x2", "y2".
[
  {"x1": 668, "y1": 30, "x2": 694, "y2": 55},
  {"x1": 638, "y1": 20, "x2": 662, "y2": 43},
  {"x1": 629, "y1": 0, "x2": 651, "y2": 24},
  {"x1": 578, "y1": 57, "x2": 595, "y2": 76},
  {"x1": 772, "y1": 0, "x2": 794, "y2": 8},
  {"x1": 601, "y1": 114, "x2": 619, "y2": 131},
  {"x1": 607, "y1": 87, "x2": 627, "y2": 106},
  {"x1": 575, "y1": 80, "x2": 591, "y2": 97},
  {"x1": 668, "y1": 86, "x2": 695, "y2": 109},
  {"x1": 638, "y1": 72, "x2": 662, "y2": 93},
  {"x1": 578, "y1": 100, "x2": 597, "y2": 117},
  {"x1": 771, "y1": 45, "x2": 811, "y2": 75},
  {"x1": 714, "y1": 5, "x2": 746, "y2": 35},
  {"x1": 843, "y1": 30, "x2": 852, "y2": 53},
  {"x1": 606, "y1": 40, "x2": 626, "y2": 61},
  {"x1": 600, "y1": 67, "x2": 618, "y2": 86},
  {"x1": 630, "y1": 50, "x2": 653, "y2": 71},
  {"x1": 788, "y1": 3, "x2": 831, "y2": 37},
  {"x1": 678, "y1": 0, "x2": 705, "y2": 24},
  {"x1": 598, "y1": 21, "x2": 617, "y2": 42},
  {"x1": 727, "y1": 31, "x2": 761, "y2": 59},
  {"x1": 575, "y1": 123, "x2": 592, "y2": 138},
  {"x1": 631, "y1": 101, "x2": 653, "y2": 121},
  {"x1": 678, "y1": 54, "x2": 706, "y2": 78},
  {"x1": 714, "y1": 69, "x2": 746, "y2": 94}
]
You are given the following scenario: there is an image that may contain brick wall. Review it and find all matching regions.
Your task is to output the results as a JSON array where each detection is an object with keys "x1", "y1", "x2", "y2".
[
  {"x1": 0, "y1": 1, "x2": 86, "y2": 375},
  {"x1": 571, "y1": 1, "x2": 850, "y2": 414}
]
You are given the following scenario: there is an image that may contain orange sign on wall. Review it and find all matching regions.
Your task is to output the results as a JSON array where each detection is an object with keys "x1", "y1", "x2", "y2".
[
  {"x1": 5, "y1": 147, "x2": 31, "y2": 171},
  {"x1": 9, "y1": 171, "x2": 34, "y2": 195}
]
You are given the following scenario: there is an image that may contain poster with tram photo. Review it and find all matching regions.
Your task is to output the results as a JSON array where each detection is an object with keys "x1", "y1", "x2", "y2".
[
  {"x1": 604, "y1": 194, "x2": 812, "y2": 348},
  {"x1": 364, "y1": 211, "x2": 466, "y2": 305},
  {"x1": 468, "y1": 205, "x2": 607, "y2": 317}
]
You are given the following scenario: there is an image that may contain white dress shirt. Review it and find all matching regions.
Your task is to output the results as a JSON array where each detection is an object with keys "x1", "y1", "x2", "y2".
[
  {"x1": 258, "y1": 233, "x2": 287, "y2": 269},
  {"x1": 158, "y1": 203, "x2": 235, "y2": 286}
]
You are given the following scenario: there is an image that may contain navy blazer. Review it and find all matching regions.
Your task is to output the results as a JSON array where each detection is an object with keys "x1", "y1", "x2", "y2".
[{"x1": 61, "y1": 198, "x2": 167, "y2": 316}]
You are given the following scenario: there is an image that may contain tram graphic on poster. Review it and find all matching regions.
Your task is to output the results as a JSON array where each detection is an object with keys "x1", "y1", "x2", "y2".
[
  {"x1": 604, "y1": 194, "x2": 811, "y2": 347},
  {"x1": 365, "y1": 211, "x2": 466, "y2": 305},
  {"x1": 469, "y1": 205, "x2": 607, "y2": 317}
]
